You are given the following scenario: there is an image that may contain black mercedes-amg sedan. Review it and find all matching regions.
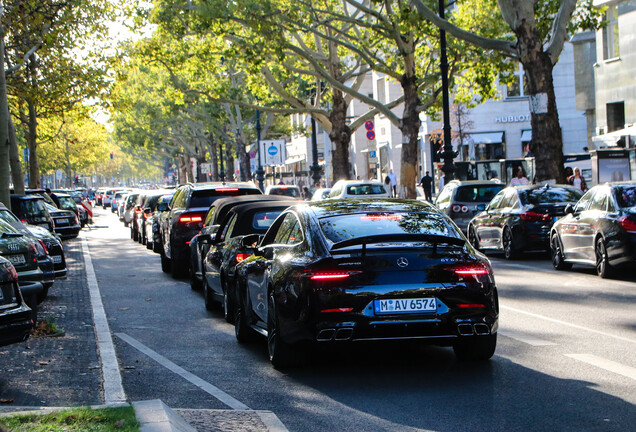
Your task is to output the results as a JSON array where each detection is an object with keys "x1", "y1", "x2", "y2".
[
  {"x1": 550, "y1": 182, "x2": 636, "y2": 278},
  {"x1": 233, "y1": 199, "x2": 499, "y2": 368}
]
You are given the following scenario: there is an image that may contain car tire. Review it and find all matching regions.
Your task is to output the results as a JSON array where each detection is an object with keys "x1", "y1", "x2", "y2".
[
  {"x1": 550, "y1": 234, "x2": 571, "y2": 271},
  {"x1": 234, "y1": 285, "x2": 257, "y2": 343},
  {"x1": 453, "y1": 333, "x2": 497, "y2": 361},
  {"x1": 36, "y1": 286, "x2": 49, "y2": 304},
  {"x1": 160, "y1": 249, "x2": 171, "y2": 273},
  {"x1": 267, "y1": 294, "x2": 300, "y2": 369},
  {"x1": 204, "y1": 278, "x2": 219, "y2": 311},
  {"x1": 595, "y1": 236, "x2": 613, "y2": 279},
  {"x1": 170, "y1": 247, "x2": 187, "y2": 279},
  {"x1": 132, "y1": 228, "x2": 138, "y2": 242},
  {"x1": 468, "y1": 226, "x2": 480, "y2": 251},
  {"x1": 124, "y1": 221, "x2": 129, "y2": 227},
  {"x1": 190, "y1": 266, "x2": 202, "y2": 291},
  {"x1": 223, "y1": 284, "x2": 234, "y2": 324},
  {"x1": 146, "y1": 240, "x2": 153, "y2": 250},
  {"x1": 502, "y1": 227, "x2": 518, "y2": 260},
  {"x1": 153, "y1": 241, "x2": 162, "y2": 254}
]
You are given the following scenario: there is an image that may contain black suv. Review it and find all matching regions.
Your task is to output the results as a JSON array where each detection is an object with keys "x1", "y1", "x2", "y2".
[{"x1": 161, "y1": 182, "x2": 261, "y2": 278}]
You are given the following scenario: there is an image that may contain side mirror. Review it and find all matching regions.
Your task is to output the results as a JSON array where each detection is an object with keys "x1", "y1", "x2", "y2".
[
  {"x1": 565, "y1": 203, "x2": 574, "y2": 215},
  {"x1": 198, "y1": 233, "x2": 211, "y2": 244},
  {"x1": 254, "y1": 246, "x2": 273, "y2": 259},
  {"x1": 241, "y1": 234, "x2": 262, "y2": 249},
  {"x1": 477, "y1": 204, "x2": 486, "y2": 212}
]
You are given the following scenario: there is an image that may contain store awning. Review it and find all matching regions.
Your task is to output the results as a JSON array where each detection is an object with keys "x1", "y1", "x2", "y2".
[
  {"x1": 520, "y1": 130, "x2": 532, "y2": 142},
  {"x1": 285, "y1": 154, "x2": 306, "y2": 164},
  {"x1": 467, "y1": 132, "x2": 504, "y2": 145}
]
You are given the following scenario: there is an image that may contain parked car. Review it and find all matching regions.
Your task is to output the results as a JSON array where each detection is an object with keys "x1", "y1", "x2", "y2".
[
  {"x1": 44, "y1": 203, "x2": 81, "y2": 239},
  {"x1": 435, "y1": 180, "x2": 506, "y2": 233},
  {"x1": 311, "y1": 188, "x2": 331, "y2": 201},
  {"x1": 189, "y1": 195, "x2": 294, "y2": 291},
  {"x1": 50, "y1": 191, "x2": 81, "y2": 220},
  {"x1": 202, "y1": 200, "x2": 298, "y2": 321},
  {"x1": 233, "y1": 199, "x2": 498, "y2": 368},
  {"x1": 137, "y1": 191, "x2": 168, "y2": 246},
  {"x1": 0, "y1": 203, "x2": 67, "y2": 281},
  {"x1": 65, "y1": 193, "x2": 91, "y2": 227},
  {"x1": 146, "y1": 193, "x2": 174, "y2": 253},
  {"x1": 112, "y1": 190, "x2": 128, "y2": 214},
  {"x1": 550, "y1": 182, "x2": 636, "y2": 278},
  {"x1": 102, "y1": 189, "x2": 116, "y2": 208},
  {"x1": 327, "y1": 180, "x2": 391, "y2": 199},
  {"x1": 0, "y1": 257, "x2": 33, "y2": 348},
  {"x1": 161, "y1": 182, "x2": 262, "y2": 278},
  {"x1": 122, "y1": 193, "x2": 139, "y2": 225},
  {"x1": 467, "y1": 184, "x2": 583, "y2": 259},
  {"x1": 265, "y1": 185, "x2": 302, "y2": 199},
  {"x1": 10, "y1": 195, "x2": 54, "y2": 232}
]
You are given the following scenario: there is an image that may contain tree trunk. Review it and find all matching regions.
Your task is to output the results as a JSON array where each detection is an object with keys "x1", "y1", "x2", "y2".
[
  {"x1": 65, "y1": 138, "x2": 73, "y2": 188},
  {"x1": 25, "y1": 96, "x2": 40, "y2": 188},
  {"x1": 235, "y1": 132, "x2": 250, "y2": 181},
  {"x1": 225, "y1": 144, "x2": 235, "y2": 181},
  {"x1": 399, "y1": 57, "x2": 421, "y2": 199},
  {"x1": 8, "y1": 115, "x2": 25, "y2": 194},
  {"x1": 515, "y1": 23, "x2": 565, "y2": 183},
  {"x1": 0, "y1": 27, "x2": 10, "y2": 209},
  {"x1": 329, "y1": 89, "x2": 352, "y2": 181},
  {"x1": 208, "y1": 133, "x2": 219, "y2": 181}
]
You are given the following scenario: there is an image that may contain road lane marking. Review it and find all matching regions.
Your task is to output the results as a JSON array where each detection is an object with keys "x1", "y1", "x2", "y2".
[
  {"x1": 116, "y1": 333, "x2": 250, "y2": 410},
  {"x1": 81, "y1": 234, "x2": 126, "y2": 404},
  {"x1": 501, "y1": 305, "x2": 636, "y2": 345},
  {"x1": 499, "y1": 329, "x2": 557, "y2": 346},
  {"x1": 565, "y1": 354, "x2": 636, "y2": 381}
]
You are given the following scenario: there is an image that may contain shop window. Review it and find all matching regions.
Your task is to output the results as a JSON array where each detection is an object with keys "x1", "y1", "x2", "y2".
[
  {"x1": 607, "y1": 102, "x2": 625, "y2": 132},
  {"x1": 506, "y1": 63, "x2": 528, "y2": 98},
  {"x1": 603, "y1": 6, "x2": 620, "y2": 60}
]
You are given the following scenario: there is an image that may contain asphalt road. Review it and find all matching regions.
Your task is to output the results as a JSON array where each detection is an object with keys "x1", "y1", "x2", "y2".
[{"x1": 86, "y1": 207, "x2": 636, "y2": 432}]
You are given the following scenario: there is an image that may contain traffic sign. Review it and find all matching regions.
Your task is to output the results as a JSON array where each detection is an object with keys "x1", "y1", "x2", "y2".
[
  {"x1": 366, "y1": 130, "x2": 375, "y2": 140},
  {"x1": 365, "y1": 120, "x2": 374, "y2": 130},
  {"x1": 268, "y1": 145, "x2": 278, "y2": 156},
  {"x1": 370, "y1": 151, "x2": 377, "y2": 158}
]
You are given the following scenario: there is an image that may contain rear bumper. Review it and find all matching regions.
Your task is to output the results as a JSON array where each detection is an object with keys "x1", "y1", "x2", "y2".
[{"x1": 54, "y1": 225, "x2": 81, "y2": 238}]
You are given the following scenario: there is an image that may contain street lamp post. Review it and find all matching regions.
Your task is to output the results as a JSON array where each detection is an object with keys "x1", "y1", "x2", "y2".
[
  {"x1": 310, "y1": 114, "x2": 322, "y2": 187},
  {"x1": 439, "y1": 0, "x2": 456, "y2": 182},
  {"x1": 255, "y1": 110, "x2": 265, "y2": 191}
]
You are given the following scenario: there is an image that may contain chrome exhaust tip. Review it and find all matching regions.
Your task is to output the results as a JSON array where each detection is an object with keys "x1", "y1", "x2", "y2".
[
  {"x1": 457, "y1": 323, "x2": 474, "y2": 336},
  {"x1": 317, "y1": 329, "x2": 336, "y2": 341},
  {"x1": 334, "y1": 328, "x2": 353, "y2": 341},
  {"x1": 473, "y1": 323, "x2": 490, "y2": 335}
]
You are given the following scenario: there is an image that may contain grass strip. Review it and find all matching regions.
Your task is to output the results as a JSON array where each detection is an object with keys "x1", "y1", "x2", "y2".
[{"x1": 0, "y1": 406, "x2": 139, "y2": 432}]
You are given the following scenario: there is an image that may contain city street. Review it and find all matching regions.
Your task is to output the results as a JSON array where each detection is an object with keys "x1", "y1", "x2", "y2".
[{"x1": 79, "y1": 207, "x2": 636, "y2": 432}]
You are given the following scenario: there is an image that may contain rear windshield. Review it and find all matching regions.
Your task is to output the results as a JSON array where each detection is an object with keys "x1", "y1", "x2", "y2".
[
  {"x1": 614, "y1": 186, "x2": 636, "y2": 208},
  {"x1": 319, "y1": 212, "x2": 461, "y2": 244},
  {"x1": 190, "y1": 188, "x2": 260, "y2": 208},
  {"x1": 519, "y1": 187, "x2": 583, "y2": 205},
  {"x1": 58, "y1": 197, "x2": 76, "y2": 211},
  {"x1": 454, "y1": 185, "x2": 504, "y2": 203},
  {"x1": 269, "y1": 187, "x2": 300, "y2": 197},
  {"x1": 252, "y1": 210, "x2": 285, "y2": 231},
  {"x1": 0, "y1": 210, "x2": 20, "y2": 225},
  {"x1": 18, "y1": 199, "x2": 48, "y2": 217},
  {"x1": 346, "y1": 184, "x2": 387, "y2": 196},
  {"x1": 145, "y1": 195, "x2": 162, "y2": 210}
]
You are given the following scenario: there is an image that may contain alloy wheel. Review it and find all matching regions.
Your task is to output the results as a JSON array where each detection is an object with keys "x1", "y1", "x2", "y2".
[
  {"x1": 595, "y1": 238, "x2": 611, "y2": 278},
  {"x1": 503, "y1": 228, "x2": 514, "y2": 260}
]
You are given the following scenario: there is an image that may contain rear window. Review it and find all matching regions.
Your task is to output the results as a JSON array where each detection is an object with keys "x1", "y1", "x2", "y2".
[
  {"x1": 58, "y1": 197, "x2": 76, "y2": 211},
  {"x1": 614, "y1": 186, "x2": 636, "y2": 208},
  {"x1": 0, "y1": 210, "x2": 20, "y2": 225},
  {"x1": 519, "y1": 187, "x2": 583, "y2": 205},
  {"x1": 269, "y1": 187, "x2": 300, "y2": 197},
  {"x1": 252, "y1": 210, "x2": 284, "y2": 231},
  {"x1": 454, "y1": 185, "x2": 504, "y2": 203},
  {"x1": 319, "y1": 212, "x2": 460, "y2": 244},
  {"x1": 190, "y1": 188, "x2": 260, "y2": 208},
  {"x1": 345, "y1": 184, "x2": 387, "y2": 196},
  {"x1": 18, "y1": 199, "x2": 48, "y2": 217}
]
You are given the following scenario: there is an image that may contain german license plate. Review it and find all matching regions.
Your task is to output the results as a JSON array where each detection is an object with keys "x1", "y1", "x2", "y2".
[
  {"x1": 374, "y1": 298, "x2": 437, "y2": 315},
  {"x1": 52, "y1": 255, "x2": 62, "y2": 264},
  {"x1": 7, "y1": 254, "x2": 25, "y2": 265},
  {"x1": 56, "y1": 218, "x2": 68, "y2": 224}
]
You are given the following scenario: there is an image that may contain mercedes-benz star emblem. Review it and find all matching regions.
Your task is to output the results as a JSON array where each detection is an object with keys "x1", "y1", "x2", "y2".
[{"x1": 397, "y1": 257, "x2": 409, "y2": 268}]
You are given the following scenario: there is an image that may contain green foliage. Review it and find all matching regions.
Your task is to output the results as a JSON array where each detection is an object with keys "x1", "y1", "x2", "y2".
[{"x1": 0, "y1": 406, "x2": 139, "y2": 432}]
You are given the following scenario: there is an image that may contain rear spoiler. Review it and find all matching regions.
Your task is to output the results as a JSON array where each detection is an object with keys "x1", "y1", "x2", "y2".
[{"x1": 330, "y1": 233, "x2": 465, "y2": 254}]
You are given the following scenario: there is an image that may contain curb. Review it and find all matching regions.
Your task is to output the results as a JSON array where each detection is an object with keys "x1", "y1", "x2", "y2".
[{"x1": 133, "y1": 400, "x2": 196, "y2": 432}]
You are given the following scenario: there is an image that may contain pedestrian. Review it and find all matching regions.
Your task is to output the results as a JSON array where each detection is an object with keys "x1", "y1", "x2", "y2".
[
  {"x1": 510, "y1": 167, "x2": 529, "y2": 186},
  {"x1": 564, "y1": 166, "x2": 573, "y2": 179},
  {"x1": 303, "y1": 186, "x2": 311, "y2": 200},
  {"x1": 419, "y1": 171, "x2": 433, "y2": 202},
  {"x1": 384, "y1": 173, "x2": 391, "y2": 193},
  {"x1": 387, "y1": 169, "x2": 397, "y2": 197},
  {"x1": 567, "y1": 167, "x2": 588, "y2": 192}
]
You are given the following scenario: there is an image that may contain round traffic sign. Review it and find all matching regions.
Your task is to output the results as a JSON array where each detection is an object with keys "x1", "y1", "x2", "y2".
[
  {"x1": 365, "y1": 120, "x2": 374, "y2": 130},
  {"x1": 268, "y1": 145, "x2": 278, "y2": 155},
  {"x1": 366, "y1": 130, "x2": 375, "y2": 140}
]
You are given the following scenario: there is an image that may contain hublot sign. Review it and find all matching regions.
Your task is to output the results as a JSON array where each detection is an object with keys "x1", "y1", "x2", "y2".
[{"x1": 494, "y1": 114, "x2": 530, "y2": 123}]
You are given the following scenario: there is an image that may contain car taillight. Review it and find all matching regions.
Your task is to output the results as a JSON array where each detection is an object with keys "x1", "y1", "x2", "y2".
[
  {"x1": 215, "y1": 188, "x2": 239, "y2": 192},
  {"x1": 449, "y1": 265, "x2": 490, "y2": 279},
  {"x1": 236, "y1": 253, "x2": 251, "y2": 263},
  {"x1": 618, "y1": 216, "x2": 636, "y2": 233},
  {"x1": 457, "y1": 304, "x2": 486, "y2": 308},
  {"x1": 179, "y1": 216, "x2": 203, "y2": 223},
  {"x1": 321, "y1": 308, "x2": 354, "y2": 313},
  {"x1": 20, "y1": 219, "x2": 27, "y2": 223},
  {"x1": 520, "y1": 211, "x2": 550, "y2": 222},
  {"x1": 451, "y1": 205, "x2": 469, "y2": 213},
  {"x1": 305, "y1": 271, "x2": 362, "y2": 280},
  {"x1": 38, "y1": 239, "x2": 49, "y2": 255},
  {"x1": 27, "y1": 241, "x2": 38, "y2": 254}
]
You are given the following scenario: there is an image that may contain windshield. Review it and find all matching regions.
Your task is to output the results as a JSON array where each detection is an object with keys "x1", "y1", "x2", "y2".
[
  {"x1": 18, "y1": 199, "x2": 48, "y2": 218},
  {"x1": 346, "y1": 184, "x2": 387, "y2": 196},
  {"x1": 614, "y1": 186, "x2": 636, "y2": 208},
  {"x1": 454, "y1": 185, "x2": 504, "y2": 203},
  {"x1": 319, "y1": 212, "x2": 461, "y2": 244},
  {"x1": 519, "y1": 187, "x2": 583, "y2": 205},
  {"x1": 58, "y1": 197, "x2": 76, "y2": 211},
  {"x1": 190, "y1": 189, "x2": 260, "y2": 208}
]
